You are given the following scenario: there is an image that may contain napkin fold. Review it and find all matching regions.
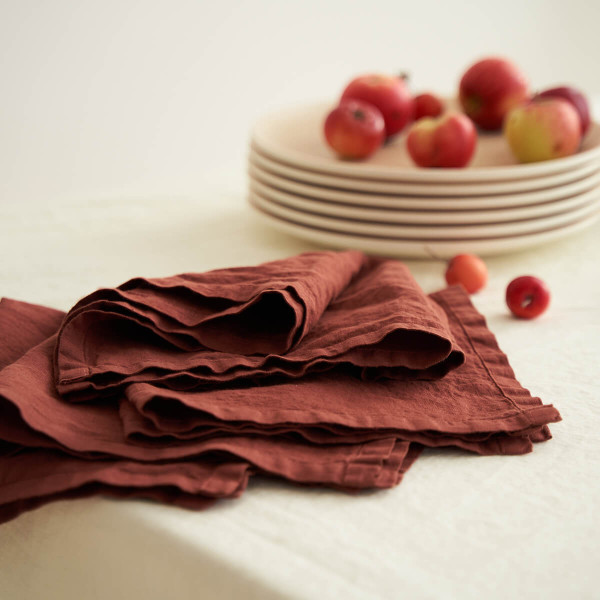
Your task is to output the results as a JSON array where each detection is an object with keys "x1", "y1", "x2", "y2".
[
  {"x1": 54, "y1": 252, "x2": 464, "y2": 401},
  {"x1": 0, "y1": 252, "x2": 561, "y2": 524}
]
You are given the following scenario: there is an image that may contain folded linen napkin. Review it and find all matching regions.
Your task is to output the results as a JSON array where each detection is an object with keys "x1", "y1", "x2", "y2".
[
  {"x1": 0, "y1": 252, "x2": 561, "y2": 523},
  {"x1": 54, "y1": 251, "x2": 465, "y2": 401}
]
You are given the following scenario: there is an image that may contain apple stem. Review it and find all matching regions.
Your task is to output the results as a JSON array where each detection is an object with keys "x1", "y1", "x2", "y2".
[{"x1": 398, "y1": 71, "x2": 410, "y2": 83}]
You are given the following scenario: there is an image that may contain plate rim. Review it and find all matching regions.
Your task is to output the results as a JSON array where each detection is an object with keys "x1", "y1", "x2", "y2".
[
  {"x1": 249, "y1": 189, "x2": 600, "y2": 239},
  {"x1": 249, "y1": 195, "x2": 599, "y2": 257},
  {"x1": 251, "y1": 101, "x2": 600, "y2": 183},
  {"x1": 249, "y1": 162, "x2": 600, "y2": 210},
  {"x1": 250, "y1": 149, "x2": 600, "y2": 197},
  {"x1": 249, "y1": 177, "x2": 600, "y2": 225}
]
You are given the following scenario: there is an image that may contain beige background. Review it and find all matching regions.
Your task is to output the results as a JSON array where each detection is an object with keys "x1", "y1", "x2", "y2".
[{"x1": 1, "y1": 0, "x2": 599, "y2": 204}]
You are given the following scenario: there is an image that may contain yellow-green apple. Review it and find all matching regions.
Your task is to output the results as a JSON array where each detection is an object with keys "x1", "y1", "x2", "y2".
[
  {"x1": 533, "y1": 86, "x2": 591, "y2": 136},
  {"x1": 504, "y1": 99, "x2": 581, "y2": 163},
  {"x1": 459, "y1": 57, "x2": 529, "y2": 130},
  {"x1": 341, "y1": 74, "x2": 413, "y2": 137},
  {"x1": 406, "y1": 112, "x2": 477, "y2": 168},
  {"x1": 414, "y1": 93, "x2": 444, "y2": 120},
  {"x1": 323, "y1": 99, "x2": 385, "y2": 159}
]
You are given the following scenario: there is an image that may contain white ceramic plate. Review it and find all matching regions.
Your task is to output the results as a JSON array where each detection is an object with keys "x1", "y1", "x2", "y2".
[
  {"x1": 250, "y1": 149, "x2": 600, "y2": 197},
  {"x1": 249, "y1": 177, "x2": 600, "y2": 225},
  {"x1": 249, "y1": 163, "x2": 600, "y2": 211},
  {"x1": 249, "y1": 190, "x2": 600, "y2": 240},
  {"x1": 251, "y1": 101, "x2": 600, "y2": 182},
  {"x1": 249, "y1": 197, "x2": 600, "y2": 258}
]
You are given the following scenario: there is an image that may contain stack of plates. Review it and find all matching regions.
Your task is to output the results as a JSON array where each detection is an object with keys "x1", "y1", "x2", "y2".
[{"x1": 248, "y1": 102, "x2": 600, "y2": 257}]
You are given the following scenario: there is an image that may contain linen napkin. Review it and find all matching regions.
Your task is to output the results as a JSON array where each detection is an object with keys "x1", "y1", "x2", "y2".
[
  {"x1": 54, "y1": 251, "x2": 465, "y2": 401},
  {"x1": 0, "y1": 252, "x2": 561, "y2": 524}
]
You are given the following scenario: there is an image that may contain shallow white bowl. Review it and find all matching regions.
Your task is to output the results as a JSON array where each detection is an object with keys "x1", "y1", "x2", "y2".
[
  {"x1": 251, "y1": 101, "x2": 600, "y2": 183},
  {"x1": 249, "y1": 196, "x2": 600, "y2": 258},
  {"x1": 249, "y1": 189, "x2": 600, "y2": 240},
  {"x1": 250, "y1": 149, "x2": 600, "y2": 197},
  {"x1": 249, "y1": 177, "x2": 600, "y2": 225},
  {"x1": 249, "y1": 162, "x2": 600, "y2": 211}
]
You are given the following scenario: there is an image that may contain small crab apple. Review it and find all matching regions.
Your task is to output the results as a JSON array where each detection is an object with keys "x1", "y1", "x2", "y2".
[
  {"x1": 533, "y1": 86, "x2": 591, "y2": 137},
  {"x1": 406, "y1": 112, "x2": 477, "y2": 168},
  {"x1": 504, "y1": 99, "x2": 581, "y2": 163},
  {"x1": 340, "y1": 73, "x2": 414, "y2": 137},
  {"x1": 459, "y1": 57, "x2": 529, "y2": 130},
  {"x1": 445, "y1": 254, "x2": 488, "y2": 294},
  {"x1": 414, "y1": 93, "x2": 444, "y2": 120},
  {"x1": 506, "y1": 275, "x2": 550, "y2": 319},
  {"x1": 323, "y1": 99, "x2": 385, "y2": 160}
]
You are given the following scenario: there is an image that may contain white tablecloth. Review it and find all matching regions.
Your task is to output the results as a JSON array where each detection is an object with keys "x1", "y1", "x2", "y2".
[{"x1": 1, "y1": 178, "x2": 599, "y2": 599}]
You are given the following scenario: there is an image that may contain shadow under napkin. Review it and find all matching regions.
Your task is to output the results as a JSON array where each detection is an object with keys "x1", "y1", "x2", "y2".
[{"x1": 0, "y1": 252, "x2": 560, "y2": 524}]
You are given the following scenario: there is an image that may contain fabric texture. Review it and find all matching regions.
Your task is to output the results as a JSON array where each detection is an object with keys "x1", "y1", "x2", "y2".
[{"x1": 0, "y1": 251, "x2": 561, "y2": 523}]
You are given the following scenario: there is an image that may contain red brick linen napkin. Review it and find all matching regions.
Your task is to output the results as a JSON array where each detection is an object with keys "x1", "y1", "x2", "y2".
[
  {"x1": 0, "y1": 253, "x2": 561, "y2": 524},
  {"x1": 54, "y1": 251, "x2": 465, "y2": 401}
]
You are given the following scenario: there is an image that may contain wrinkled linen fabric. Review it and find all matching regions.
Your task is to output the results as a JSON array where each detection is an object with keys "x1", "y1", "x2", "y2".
[
  {"x1": 0, "y1": 251, "x2": 561, "y2": 523},
  {"x1": 54, "y1": 251, "x2": 465, "y2": 401}
]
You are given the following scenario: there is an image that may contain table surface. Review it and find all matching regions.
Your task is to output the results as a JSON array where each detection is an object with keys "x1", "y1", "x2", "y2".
[{"x1": 1, "y1": 168, "x2": 599, "y2": 599}]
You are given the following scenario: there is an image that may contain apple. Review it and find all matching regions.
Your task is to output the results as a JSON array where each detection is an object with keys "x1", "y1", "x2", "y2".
[
  {"x1": 406, "y1": 112, "x2": 477, "y2": 168},
  {"x1": 506, "y1": 276, "x2": 550, "y2": 319},
  {"x1": 459, "y1": 57, "x2": 529, "y2": 130},
  {"x1": 323, "y1": 99, "x2": 385, "y2": 159},
  {"x1": 341, "y1": 74, "x2": 414, "y2": 137},
  {"x1": 504, "y1": 99, "x2": 581, "y2": 163},
  {"x1": 533, "y1": 86, "x2": 591, "y2": 137},
  {"x1": 445, "y1": 254, "x2": 488, "y2": 294},
  {"x1": 414, "y1": 93, "x2": 444, "y2": 120}
]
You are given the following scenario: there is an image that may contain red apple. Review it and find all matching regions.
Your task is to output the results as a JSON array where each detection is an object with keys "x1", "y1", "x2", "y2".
[
  {"x1": 506, "y1": 276, "x2": 550, "y2": 319},
  {"x1": 504, "y1": 99, "x2": 581, "y2": 163},
  {"x1": 533, "y1": 86, "x2": 591, "y2": 137},
  {"x1": 414, "y1": 93, "x2": 444, "y2": 120},
  {"x1": 459, "y1": 57, "x2": 529, "y2": 130},
  {"x1": 445, "y1": 254, "x2": 488, "y2": 294},
  {"x1": 323, "y1": 99, "x2": 385, "y2": 160},
  {"x1": 406, "y1": 112, "x2": 477, "y2": 168},
  {"x1": 341, "y1": 74, "x2": 414, "y2": 137}
]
